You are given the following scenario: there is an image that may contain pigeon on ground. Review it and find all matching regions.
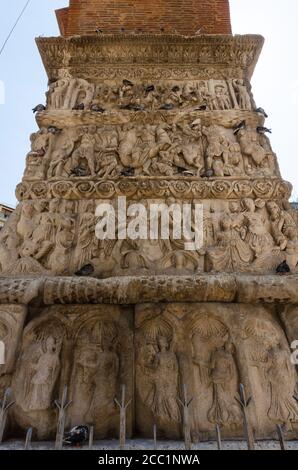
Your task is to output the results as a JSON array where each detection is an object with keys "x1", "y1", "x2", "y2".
[
  {"x1": 63, "y1": 426, "x2": 89, "y2": 447},
  {"x1": 257, "y1": 126, "x2": 272, "y2": 134},
  {"x1": 48, "y1": 126, "x2": 62, "y2": 135},
  {"x1": 121, "y1": 167, "x2": 135, "y2": 177},
  {"x1": 159, "y1": 103, "x2": 174, "y2": 111},
  {"x1": 90, "y1": 104, "x2": 105, "y2": 113},
  {"x1": 276, "y1": 260, "x2": 291, "y2": 275},
  {"x1": 233, "y1": 120, "x2": 246, "y2": 135},
  {"x1": 71, "y1": 167, "x2": 88, "y2": 177},
  {"x1": 32, "y1": 104, "x2": 46, "y2": 113},
  {"x1": 72, "y1": 103, "x2": 85, "y2": 111},
  {"x1": 255, "y1": 107, "x2": 268, "y2": 118}
]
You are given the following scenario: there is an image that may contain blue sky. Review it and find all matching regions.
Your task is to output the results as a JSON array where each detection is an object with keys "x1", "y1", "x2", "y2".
[{"x1": 0, "y1": 0, "x2": 298, "y2": 207}]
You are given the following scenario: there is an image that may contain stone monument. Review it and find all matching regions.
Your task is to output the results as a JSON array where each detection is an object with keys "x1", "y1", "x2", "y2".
[{"x1": 0, "y1": 0, "x2": 298, "y2": 442}]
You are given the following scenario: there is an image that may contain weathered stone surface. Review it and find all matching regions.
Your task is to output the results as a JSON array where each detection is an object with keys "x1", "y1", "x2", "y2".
[{"x1": 0, "y1": 0, "x2": 298, "y2": 443}]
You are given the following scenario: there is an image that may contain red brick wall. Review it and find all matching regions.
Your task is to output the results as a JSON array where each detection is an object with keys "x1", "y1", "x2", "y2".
[{"x1": 56, "y1": 0, "x2": 232, "y2": 36}]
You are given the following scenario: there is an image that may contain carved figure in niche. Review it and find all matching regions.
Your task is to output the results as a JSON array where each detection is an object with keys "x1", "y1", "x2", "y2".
[
  {"x1": 71, "y1": 321, "x2": 119, "y2": 426},
  {"x1": 265, "y1": 343, "x2": 298, "y2": 424},
  {"x1": 48, "y1": 78, "x2": 70, "y2": 109},
  {"x1": 191, "y1": 314, "x2": 229, "y2": 387},
  {"x1": 237, "y1": 127, "x2": 276, "y2": 176},
  {"x1": 47, "y1": 135, "x2": 76, "y2": 178},
  {"x1": 197, "y1": 81, "x2": 213, "y2": 109},
  {"x1": 29, "y1": 336, "x2": 61, "y2": 411},
  {"x1": 120, "y1": 239, "x2": 150, "y2": 270},
  {"x1": 211, "y1": 84, "x2": 231, "y2": 110},
  {"x1": 207, "y1": 201, "x2": 252, "y2": 272},
  {"x1": 232, "y1": 80, "x2": 252, "y2": 110},
  {"x1": 14, "y1": 334, "x2": 62, "y2": 412},
  {"x1": 71, "y1": 125, "x2": 97, "y2": 176},
  {"x1": 145, "y1": 335, "x2": 181, "y2": 423},
  {"x1": 242, "y1": 198, "x2": 274, "y2": 259},
  {"x1": 207, "y1": 342, "x2": 241, "y2": 426}
]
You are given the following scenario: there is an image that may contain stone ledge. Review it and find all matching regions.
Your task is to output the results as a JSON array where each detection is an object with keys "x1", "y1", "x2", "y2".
[{"x1": 0, "y1": 273, "x2": 298, "y2": 305}]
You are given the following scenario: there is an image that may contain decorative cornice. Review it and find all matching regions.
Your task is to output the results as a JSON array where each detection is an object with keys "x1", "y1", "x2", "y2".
[
  {"x1": 16, "y1": 177, "x2": 292, "y2": 202},
  {"x1": 0, "y1": 273, "x2": 298, "y2": 305},
  {"x1": 36, "y1": 34, "x2": 264, "y2": 81}
]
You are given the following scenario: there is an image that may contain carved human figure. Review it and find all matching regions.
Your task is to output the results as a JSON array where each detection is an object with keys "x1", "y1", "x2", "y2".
[
  {"x1": 237, "y1": 128, "x2": 275, "y2": 175},
  {"x1": 242, "y1": 198, "x2": 274, "y2": 259},
  {"x1": 233, "y1": 79, "x2": 252, "y2": 110},
  {"x1": 17, "y1": 203, "x2": 35, "y2": 239},
  {"x1": 48, "y1": 79, "x2": 70, "y2": 109},
  {"x1": 0, "y1": 230, "x2": 20, "y2": 272},
  {"x1": 47, "y1": 136, "x2": 76, "y2": 177},
  {"x1": 146, "y1": 336, "x2": 180, "y2": 423},
  {"x1": 29, "y1": 336, "x2": 61, "y2": 411},
  {"x1": 178, "y1": 120, "x2": 204, "y2": 175},
  {"x1": 15, "y1": 335, "x2": 61, "y2": 412},
  {"x1": 211, "y1": 84, "x2": 231, "y2": 110},
  {"x1": 207, "y1": 202, "x2": 252, "y2": 272},
  {"x1": 71, "y1": 125, "x2": 97, "y2": 176},
  {"x1": 284, "y1": 227, "x2": 298, "y2": 271},
  {"x1": 47, "y1": 215, "x2": 74, "y2": 275},
  {"x1": 207, "y1": 342, "x2": 241, "y2": 426}
]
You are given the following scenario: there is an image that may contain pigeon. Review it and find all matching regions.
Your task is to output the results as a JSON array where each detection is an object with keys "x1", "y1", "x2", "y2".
[
  {"x1": 71, "y1": 167, "x2": 88, "y2": 177},
  {"x1": 159, "y1": 103, "x2": 174, "y2": 111},
  {"x1": 201, "y1": 169, "x2": 214, "y2": 178},
  {"x1": 123, "y1": 79, "x2": 134, "y2": 87},
  {"x1": 32, "y1": 104, "x2": 46, "y2": 113},
  {"x1": 195, "y1": 103, "x2": 208, "y2": 111},
  {"x1": 276, "y1": 260, "x2": 291, "y2": 275},
  {"x1": 90, "y1": 104, "x2": 105, "y2": 113},
  {"x1": 121, "y1": 103, "x2": 145, "y2": 111},
  {"x1": 171, "y1": 86, "x2": 180, "y2": 92},
  {"x1": 72, "y1": 103, "x2": 85, "y2": 111},
  {"x1": 75, "y1": 264, "x2": 95, "y2": 277},
  {"x1": 121, "y1": 167, "x2": 135, "y2": 177},
  {"x1": 257, "y1": 126, "x2": 272, "y2": 134},
  {"x1": 233, "y1": 120, "x2": 246, "y2": 135},
  {"x1": 120, "y1": 27, "x2": 125, "y2": 33},
  {"x1": 95, "y1": 28, "x2": 103, "y2": 34},
  {"x1": 195, "y1": 28, "x2": 203, "y2": 35},
  {"x1": 175, "y1": 166, "x2": 194, "y2": 176},
  {"x1": 255, "y1": 107, "x2": 268, "y2": 118},
  {"x1": 48, "y1": 126, "x2": 62, "y2": 135},
  {"x1": 145, "y1": 85, "x2": 155, "y2": 94},
  {"x1": 63, "y1": 426, "x2": 89, "y2": 447}
]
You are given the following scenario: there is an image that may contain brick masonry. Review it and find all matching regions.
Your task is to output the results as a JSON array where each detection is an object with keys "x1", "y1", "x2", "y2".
[{"x1": 56, "y1": 0, "x2": 232, "y2": 36}]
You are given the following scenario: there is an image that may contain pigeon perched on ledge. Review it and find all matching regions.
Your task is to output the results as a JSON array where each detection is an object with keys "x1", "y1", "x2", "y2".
[
  {"x1": 276, "y1": 260, "x2": 291, "y2": 275},
  {"x1": 121, "y1": 167, "x2": 135, "y2": 177},
  {"x1": 255, "y1": 107, "x2": 268, "y2": 118},
  {"x1": 75, "y1": 264, "x2": 95, "y2": 277},
  {"x1": 32, "y1": 104, "x2": 46, "y2": 113},
  {"x1": 90, "y1": 104, "x2": 105, "y2": 113},
  {"x1": 195, "y1": 103, "x2": 208, "y2": 111},
  {"x1": 63, "y1": 426, "x2": 89, "y2": 447},
  {"x1": 72, "y1": 103, "x2": 85, "y2": 111},
  {"x1": 71, "y1": 167, "x2": 88, "y2": 177},
  {"x1": 257, "y1": 126, "x2": 272, "y2": 134},
  {"x1": 233, "y1": 120, "x2": 246, "y2": 135},
  {"x1": 159, "y1": 103, "x2": 174, "y2": 111}
]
